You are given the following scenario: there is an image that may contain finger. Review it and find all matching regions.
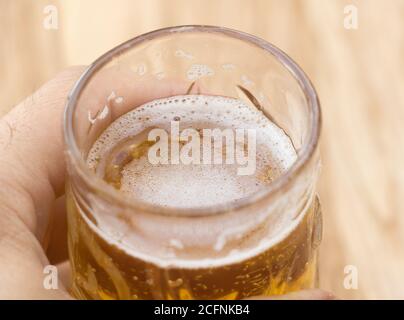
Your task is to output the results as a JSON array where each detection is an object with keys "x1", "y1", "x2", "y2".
[
  {"x1": 0, "y1": 66, "x2": 88, "y2": 240},
  {"x1": 0, "y1": 66, "x2": 199, "y2": 299},
  {"x1": 0, "y1": 66, "x2": 86, "y2": 299},
  {"x1": 0, "y1": 67, "x2": 199, "y2": 241}
]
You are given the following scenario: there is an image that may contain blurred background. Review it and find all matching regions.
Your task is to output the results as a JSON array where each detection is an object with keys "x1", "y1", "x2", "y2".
[{"x1": 1, "y1": 0, "x2": 403, "y2": 299}]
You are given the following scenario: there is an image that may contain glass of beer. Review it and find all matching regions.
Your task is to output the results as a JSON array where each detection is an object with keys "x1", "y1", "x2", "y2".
[{"x1": 64, "y1": 25, "x2": 321, "y2": 300}]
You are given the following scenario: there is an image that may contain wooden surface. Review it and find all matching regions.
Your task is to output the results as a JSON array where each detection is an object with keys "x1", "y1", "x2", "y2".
[{"x1": 1, "y1": 0, "x2": 403, "y2": 299}]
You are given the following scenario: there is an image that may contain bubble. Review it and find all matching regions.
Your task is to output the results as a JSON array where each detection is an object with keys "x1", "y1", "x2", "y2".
[
  {"x1": 168, "y1": 278, "x2": 184, "y2": 287},
  {"x1": 85, "y1": 94, "x2": 299, "y2": 269}
]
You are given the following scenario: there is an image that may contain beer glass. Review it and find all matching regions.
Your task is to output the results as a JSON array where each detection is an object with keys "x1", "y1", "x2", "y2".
[{"x1": 64, "y1": 25, "x2": 322, "y2": 300}]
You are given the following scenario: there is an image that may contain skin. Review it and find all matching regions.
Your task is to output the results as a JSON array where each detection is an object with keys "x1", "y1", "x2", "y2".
[{"x1": 0, "y1": 67, "x2": 334, "y2": 300}]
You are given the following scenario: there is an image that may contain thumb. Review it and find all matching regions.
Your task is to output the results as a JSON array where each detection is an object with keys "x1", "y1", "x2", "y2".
[{"x1": 0, "y1": 66, "x2": 86, "y2": 299}]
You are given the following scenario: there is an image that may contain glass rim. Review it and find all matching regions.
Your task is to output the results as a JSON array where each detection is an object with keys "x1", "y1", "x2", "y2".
[{"x1": 64, "y1": 25, "x2": 321, "y2": 217}]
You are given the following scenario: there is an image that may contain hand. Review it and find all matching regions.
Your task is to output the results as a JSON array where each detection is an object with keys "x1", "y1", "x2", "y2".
[{"x1": 0, "y1": 67, "x2": 334, "y2": 300}]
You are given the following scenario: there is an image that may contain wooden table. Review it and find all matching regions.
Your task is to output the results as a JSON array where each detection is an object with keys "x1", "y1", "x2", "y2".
[{"x1": 1, "y1": 0, "x2": 403, "y2": 299}]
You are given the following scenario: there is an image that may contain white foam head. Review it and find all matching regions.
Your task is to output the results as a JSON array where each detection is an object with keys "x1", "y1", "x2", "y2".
[
  {"x1": 84, "y1": 95, "x2": 303, "y2": 268},
  {"x1": 88, "y1": 95, "x2": 296, "y2": 207}
]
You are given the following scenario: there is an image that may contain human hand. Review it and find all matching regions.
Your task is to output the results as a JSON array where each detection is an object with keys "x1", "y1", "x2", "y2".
[{"x1": 0, "y1": 67, "x2": 334, "y2": 300}]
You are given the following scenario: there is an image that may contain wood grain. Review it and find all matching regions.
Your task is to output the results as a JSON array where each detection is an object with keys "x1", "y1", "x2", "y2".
[{"x1": 1, "y1": 0, "x2": 403, "y2": 299}]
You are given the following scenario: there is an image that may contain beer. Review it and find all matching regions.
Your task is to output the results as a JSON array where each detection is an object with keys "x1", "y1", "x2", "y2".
[{"x1": 67, "y1": 94, "x2": 321, "y2": 300}]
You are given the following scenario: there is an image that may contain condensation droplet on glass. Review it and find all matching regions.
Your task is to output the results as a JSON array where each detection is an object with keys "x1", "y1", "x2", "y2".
[
  {"x1": 168, "y1": 278, "x2": 183, "y2": 288},
  {"x1": 175, "y1": 49, "x2": 194, "y2": 60},
  {"x1": 98, "y1": 105, "x2": 109, "y2": 120},
  {"x1": 115, "y1": 96, "x2": 124, "y2": 104},
  {"x1": 169, "y1": 238, "x2": 184, "y2": 250},
  {"x1": 138, "y1": 63, "x2": 147, "y2": 76},
  {"x1": 132, "y1": 63, "x2": 147, "y2": 76},
  {"x1": 88, "y1": 110, "x2": 97, "y2": 124},
  {"x1": 241, "y1": 75, "x2": 254, "y2": 86},
  {"x1": 214, "y1": 235, "x2": 226, "y2": 252},
  {"x1": 107, "y1": 91, "x2": 116, "y2": 103}
]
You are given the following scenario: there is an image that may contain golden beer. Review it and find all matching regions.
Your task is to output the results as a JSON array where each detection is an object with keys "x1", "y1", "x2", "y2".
[
  {"x1": 64, "y1": 26, "x2": 322, "y2": 301},
  {"x1": 67, "y1": 95, "x2": 322, "y2": 300},
  {"x1": 68, "y1": 196, "x2": 320, "y2": 300}
]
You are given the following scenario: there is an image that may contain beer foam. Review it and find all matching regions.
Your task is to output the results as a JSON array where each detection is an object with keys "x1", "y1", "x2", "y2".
[
  {"x1": 84, "y1": 95, "x2": 303, "y2": 268},
  {"x1": 88, "y1": 95, "x2": 296, "y2": 207}
]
